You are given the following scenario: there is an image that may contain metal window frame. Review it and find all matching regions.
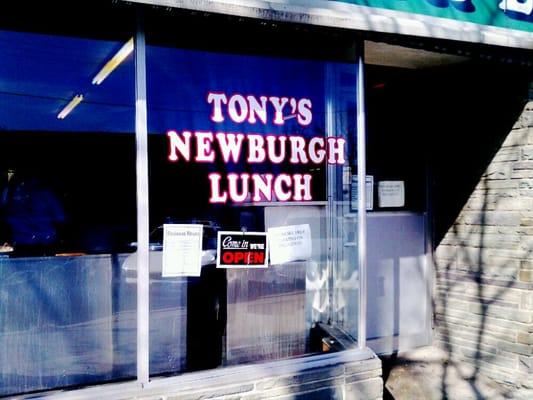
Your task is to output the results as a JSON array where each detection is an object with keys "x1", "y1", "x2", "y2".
[
  {"x1": 325, "y1": 62, "x2": 336, "y2": 326},
  {"x1": 356, "y1": 44, "x2": 367, "y2": 349},
  {"x1": 134, "y1": 10, "x2": 150, "y2": 386}
]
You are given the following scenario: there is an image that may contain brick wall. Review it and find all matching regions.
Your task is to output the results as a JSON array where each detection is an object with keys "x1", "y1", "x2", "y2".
[{"x1": 434, "y1": 101, "x2": 533, "y2": 390}]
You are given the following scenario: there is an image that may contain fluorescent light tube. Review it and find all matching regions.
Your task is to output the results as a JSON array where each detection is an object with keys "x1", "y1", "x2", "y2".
[
  {"x1": 57, "y1": 94, "x2": 84, "y2": 119},
  {"x1": 92, "y1": 37, "x2": 134, "y2": 85}
]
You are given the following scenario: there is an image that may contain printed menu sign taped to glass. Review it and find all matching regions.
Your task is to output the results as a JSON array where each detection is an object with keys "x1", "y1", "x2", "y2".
[
  {"x1": 162, "y1": 224, "x2": 203, "y2": 277},
  {"x1": 268, "y1": 224, "x2": 312, "y2": 265},
  {"x1": 216, "y1": 231, "x2": 268, "y2": 268}
]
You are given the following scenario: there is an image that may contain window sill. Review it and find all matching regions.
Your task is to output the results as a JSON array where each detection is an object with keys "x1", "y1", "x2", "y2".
[{"x1": 41, "y1": 348, "x2": 377, "y2": 399}]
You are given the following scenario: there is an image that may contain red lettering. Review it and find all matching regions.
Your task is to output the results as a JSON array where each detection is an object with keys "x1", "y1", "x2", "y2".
[
  {"x1": 222, "y1": 251, "x2": 265, "y2": 265},
  {"x1": 253, "y1": 252, "x2": 264, "y2": 264},
  {"x1": 234, "y1": 252, "x2": 245, "y2": 263},
  {"x1": 222, "y1": 252, "x2": 234, "y2": 263}
]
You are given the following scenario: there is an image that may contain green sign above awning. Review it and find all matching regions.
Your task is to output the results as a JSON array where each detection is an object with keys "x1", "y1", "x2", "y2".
[{"x1": 338, "y1": 0, "x2": 532, "y2": 32}]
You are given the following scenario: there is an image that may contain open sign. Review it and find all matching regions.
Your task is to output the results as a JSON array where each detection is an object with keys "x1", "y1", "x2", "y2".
[{"x1": 216, "y1": 231, "x2": 268, "y2": 269}]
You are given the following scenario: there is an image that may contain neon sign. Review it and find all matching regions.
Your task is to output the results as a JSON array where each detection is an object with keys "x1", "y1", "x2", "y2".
[{"x1": 167, "y1": 92, "x2": 346, "y2": 204}]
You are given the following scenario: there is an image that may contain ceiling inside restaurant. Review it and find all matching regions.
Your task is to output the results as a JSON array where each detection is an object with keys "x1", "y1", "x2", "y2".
[{"x1": 0, "y1": 28, "x2": 471, "y2": 135}]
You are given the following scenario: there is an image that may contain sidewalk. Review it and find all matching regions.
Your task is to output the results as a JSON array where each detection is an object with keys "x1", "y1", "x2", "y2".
[{"x1": 380, "y1": 346, "x2": 530, "y2": 400}]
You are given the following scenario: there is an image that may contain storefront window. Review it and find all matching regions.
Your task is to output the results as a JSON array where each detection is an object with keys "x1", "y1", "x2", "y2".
[
  {"x1": 145, "y1": 15, "x2": 359, "y2": 376},
  {"x1": 0, "y1": 5, "x2": 362, "y2": 395},
  {"x1": 0, "y1": 6, "x2": 136, "y2": 396}
]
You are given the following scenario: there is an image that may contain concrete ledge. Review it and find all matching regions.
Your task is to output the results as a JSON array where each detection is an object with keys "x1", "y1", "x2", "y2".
[{"x1": 43, "y1": 348, "x2": 381, "y2": 400}]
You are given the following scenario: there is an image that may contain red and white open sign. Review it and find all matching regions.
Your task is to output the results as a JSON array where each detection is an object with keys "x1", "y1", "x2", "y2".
[{"x1": 216, "y1": 231, "x2": 268, "y2": 269}]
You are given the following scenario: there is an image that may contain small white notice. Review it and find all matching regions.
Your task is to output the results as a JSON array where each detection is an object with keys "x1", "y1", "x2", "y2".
[
  {"x1": 268, "y1": 224, "x2": 312, "y2": 265},
  {"x1": 351, "y1": 175, "x2": 374, "y2": 211},
  {"x1": 162, "y1": 224, "x2": 203, "y2": 277},
  {"x1": 378, "y1": 181, "x2": 405, "y2": 208}
]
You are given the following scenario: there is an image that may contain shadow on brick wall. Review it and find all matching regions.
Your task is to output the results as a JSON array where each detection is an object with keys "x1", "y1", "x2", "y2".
[{"x1": 430, "y1": 62, "x2": 533, "y2": 396}]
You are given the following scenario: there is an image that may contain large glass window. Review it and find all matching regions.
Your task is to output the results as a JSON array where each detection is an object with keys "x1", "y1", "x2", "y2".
[
  {"x1": 144, "y1": 12, "x2": 360, "y2": 377},
  {"x1": 0, "y1": 4, "x2": 136, "y2": 396},
  {"x1": 0, "y1": 5, "x2": 363, "y2": 395}
]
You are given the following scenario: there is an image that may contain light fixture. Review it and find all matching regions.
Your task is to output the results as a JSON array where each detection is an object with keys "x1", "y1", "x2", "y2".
[
  {"x1": 57, "y1": 94, "x2": 84, "y2": 119},
  {"x1": 92, "y1": 37, "x2": 134, "y2": 85}
]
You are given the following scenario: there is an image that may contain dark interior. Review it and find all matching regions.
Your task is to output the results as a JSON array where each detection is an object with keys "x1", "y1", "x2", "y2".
[{"x1": 365, "y1": 57, "x2": 531, "y2": 244}]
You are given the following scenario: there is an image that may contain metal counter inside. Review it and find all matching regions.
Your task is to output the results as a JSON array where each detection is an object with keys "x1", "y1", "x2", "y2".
[{"x1": 0, "y1": 253, "x2": 187, "y2": 395}]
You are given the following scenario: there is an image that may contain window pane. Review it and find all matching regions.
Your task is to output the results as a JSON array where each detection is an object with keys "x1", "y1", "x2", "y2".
[
  {"x1": 0, "y1": 9, "x2": 136, "y2": 395},
  {"x1": 145, "y1": 18, "x2": 358, "y2": 376}
]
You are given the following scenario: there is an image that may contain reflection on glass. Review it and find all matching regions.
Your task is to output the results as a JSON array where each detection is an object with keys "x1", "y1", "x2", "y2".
[{"x1": 0, "y1": 29, "x2": 136, "y2": 396}]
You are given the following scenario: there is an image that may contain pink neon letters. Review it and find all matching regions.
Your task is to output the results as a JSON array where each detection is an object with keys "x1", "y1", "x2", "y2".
[{"x1": 168, "y1": 91, "x2": 347, "y2": 204}]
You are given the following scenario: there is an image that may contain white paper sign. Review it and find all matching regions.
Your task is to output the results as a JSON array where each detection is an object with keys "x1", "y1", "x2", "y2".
[
  {"x1": 162, "y1": 224, "x2": 203, "y2": 277},
  {"x1": 268, "y1": 224, "x2": 312, "y2": 265},
  {"x1": 351, "y1": 175, "x2": 374, "y2": 211},
  {"x1": 378, "y1": 181, "x2": 405, "y2": 208}
]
